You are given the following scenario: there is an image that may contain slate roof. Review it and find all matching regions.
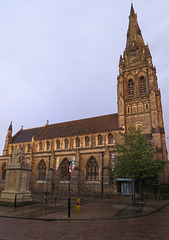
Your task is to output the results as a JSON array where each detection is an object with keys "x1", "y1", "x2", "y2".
[
  {"x1": 10, "y1": 113, "x2": 119, "y2": 144},
  {"x1": 10, "y1": 127, "x2": 43, "y2": 144}
]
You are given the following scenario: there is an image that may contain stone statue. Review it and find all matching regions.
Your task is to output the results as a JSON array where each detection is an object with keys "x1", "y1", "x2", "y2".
[
  {"x1": 12, "y1": 146, "x2": 26, "y2": 164},
  {"x1": 0, "y1": 146, "x2": 32, "y2": 205}
]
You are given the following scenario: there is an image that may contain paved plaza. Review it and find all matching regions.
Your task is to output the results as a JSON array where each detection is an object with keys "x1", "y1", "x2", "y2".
[{"x1": 0, "y1": 197, "x2": 168, "y2": 239}]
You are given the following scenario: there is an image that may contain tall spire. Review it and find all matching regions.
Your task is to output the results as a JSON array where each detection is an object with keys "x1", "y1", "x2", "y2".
[
  {"x1": 123, "y1": 3, "x2": 148, "y2": 67},
  {"x1": 126, "y1": 3, "x2": 145, "y2": 52}
]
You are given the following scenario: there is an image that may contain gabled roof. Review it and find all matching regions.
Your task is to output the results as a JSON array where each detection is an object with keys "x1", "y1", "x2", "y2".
[{"x1": 10, "y1": 113, "x2": 119, "y2": 144}]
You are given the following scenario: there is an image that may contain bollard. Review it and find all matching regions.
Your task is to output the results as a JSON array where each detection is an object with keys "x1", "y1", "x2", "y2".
[
  {"x1": 75, "y1": 198, "x2": 80, "y2": 213},
  {"x1": 14, "y1": 193, "x2": 17, "y2": 211}
]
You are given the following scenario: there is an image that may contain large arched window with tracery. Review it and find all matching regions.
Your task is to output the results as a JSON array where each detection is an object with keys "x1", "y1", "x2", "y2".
[
  {"x1": 38, "y1": 160, "x2": 46, "y2": 180},
  {"x1": 1, "y1": 162, "x2": 6, "y2": 180},
  {"x1": 128, "y1": 79, "x2": 134, "y2": 96},
  {"x1": 76, "y1": 137, "x2": 80, "y2": 148},
  {"x1": 139, "y1": 76, "x2": 146, "y2": 95},
  {"x1": 86, "y1": 157, "x2": 99, "y2": 181},
  {"x1": 108, "y1": 133, "x2": 113, "y2": 144},
  {"x1": 98, "y1": 134, "x2": 103, "y2": 145},
  {"x1": 60, "y1": 158, "x2": 69, "y2": 179}
]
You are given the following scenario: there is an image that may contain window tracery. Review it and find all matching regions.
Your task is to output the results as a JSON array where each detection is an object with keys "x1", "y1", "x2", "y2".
[
  {"x1": 38, "y1": 160, "x2": 46, "y2": 180},
  {"x1": 86, "y1": 157, "x2": 99, "y2": 181},
  {"x1": 139, "y1": 76, "x2": 146, "y2": 95},
  {"x1": 128, "y1": 79, "x2": 134, "y2": 96},
  {"x1": 60, "y1": 158, "x2": 69, "y2": 179}
]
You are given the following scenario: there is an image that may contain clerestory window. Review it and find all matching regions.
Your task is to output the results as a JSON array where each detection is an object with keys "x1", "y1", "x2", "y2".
[
  {"x1": 108, "y1": 133, "x2": 113, "y2": 144},
  {"x1": 57, "y1": 140, "x2": 60, "y2": 149},
  {"x1": 85, "y1": 136, "x2": 90, "y2": 147},
  {"x1": 76, "y1": 137, "x2": 80, "y2": 148},
  {"x1": 98, "y1": 135, "x2": 103, "y2": 145}
]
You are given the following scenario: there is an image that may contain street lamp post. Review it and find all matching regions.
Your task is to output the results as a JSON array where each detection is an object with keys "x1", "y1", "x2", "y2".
[
  {"x1": 101, "y1": 152, "x2": 104, "y2": 195},
  {"x1": 45, "y1": 155, "x2": 51, "y2": 204},
  {"x1": 68, "y1": 161, "x2": 72, "y2": 218}
]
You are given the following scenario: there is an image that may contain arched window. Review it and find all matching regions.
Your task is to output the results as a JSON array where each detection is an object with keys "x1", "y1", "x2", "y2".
[
  {"x1": 139, "y1": 76, "x2": 146, "y2": 95},
  {"x1": 46, "y1": 141, "x2": 50, "y2": 151},
  {"x1": 85, "y1": 136, "x2": 90, "y2": 147},
  {"x1": 39, "y1": 142, "x2": 43, "y2": 151},
  {"x1": 60, "y1": 158, "x2": 69, "y2": 179},
  {"x1": 76, "y1": 137, "x2": 80, "y2": 148},
  {"x1": 108, "y1": 133, "x2": 113, "y2": 144},
  {"x1": 56, "y1": 140, "x2": 60, "y2": 149},
  {"x1": 65, "y1": 139, "x2": 69, "y2": 149},
  {"x1": 128, "y1": 79, "x2": 134, "y2": 96},
  {"x1": 38, "y1": 160, "x2": 46, "y2": 180},
  {"x1": 27, "y1": 144, "x2": 30, "y2": 152},
  {"x1": 86, "y1": 157, "x2": 99, "y2": 181},
  {"x1": 1, "y1": 162, "x2": 6, "y2": 180},
  {"x1": 11, "y1": 145, "x2": 13, "y2": 153},
  {"x1": 98, "y1": 135, "x2": 103, "y2": 145}
]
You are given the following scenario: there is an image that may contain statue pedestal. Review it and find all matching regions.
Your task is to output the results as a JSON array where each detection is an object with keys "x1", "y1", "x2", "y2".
[{"x1": 0, "y1": 162, "x2": 32, "y2": 206}]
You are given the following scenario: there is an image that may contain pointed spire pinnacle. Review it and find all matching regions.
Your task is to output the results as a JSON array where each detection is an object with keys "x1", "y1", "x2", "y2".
[
  {"x1": 130, "y1": 3, "x2": 135, "y2": 16},
  {"x1": 145, "y1": 45, "x2": 152, "y2": 58},
  {"x1": 8, "y1": 121, "x2": 12, "y2": 132},
  {"x1": 119, "y1": 55, "x2": 123, "y2": 67}
]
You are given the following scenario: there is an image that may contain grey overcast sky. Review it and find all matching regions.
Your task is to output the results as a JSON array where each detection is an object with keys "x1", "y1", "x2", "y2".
[{"x1": 0, "y1": 0, "x2": 169, "y2": 154}]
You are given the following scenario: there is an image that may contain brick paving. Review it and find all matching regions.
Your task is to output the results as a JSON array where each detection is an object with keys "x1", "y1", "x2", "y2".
[
  {"x1": 0, "y1": 197, "x2": 169, "y2": 239},
  {"x1": 0, "y1": 206, "x2": 169, "y2": 239}
]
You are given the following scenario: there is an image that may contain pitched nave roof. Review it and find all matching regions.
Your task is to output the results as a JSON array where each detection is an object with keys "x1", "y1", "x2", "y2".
[{"x1": 10, "y1": 113, "x2": 119, "y2": 144}]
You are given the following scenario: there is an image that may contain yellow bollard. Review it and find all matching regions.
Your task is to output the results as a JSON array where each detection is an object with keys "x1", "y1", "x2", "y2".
[{"x1": 75, "y1": 198, "x2": 80, "y2": 213}]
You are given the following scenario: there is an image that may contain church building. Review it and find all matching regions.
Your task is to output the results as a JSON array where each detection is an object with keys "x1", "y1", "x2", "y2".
[{"x1": 0, "y1": 4, "x2": 168, "y2": 194}]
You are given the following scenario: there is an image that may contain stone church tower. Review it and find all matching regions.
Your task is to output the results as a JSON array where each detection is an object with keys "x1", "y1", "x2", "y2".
[{"x1": 117, "y1": 4, "x2": 168, "y2": 181}]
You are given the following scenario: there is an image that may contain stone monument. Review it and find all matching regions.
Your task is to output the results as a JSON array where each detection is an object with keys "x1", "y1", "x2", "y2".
[{"x1": 0, "y1": 147, "x2": 32, "y2": 205}]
